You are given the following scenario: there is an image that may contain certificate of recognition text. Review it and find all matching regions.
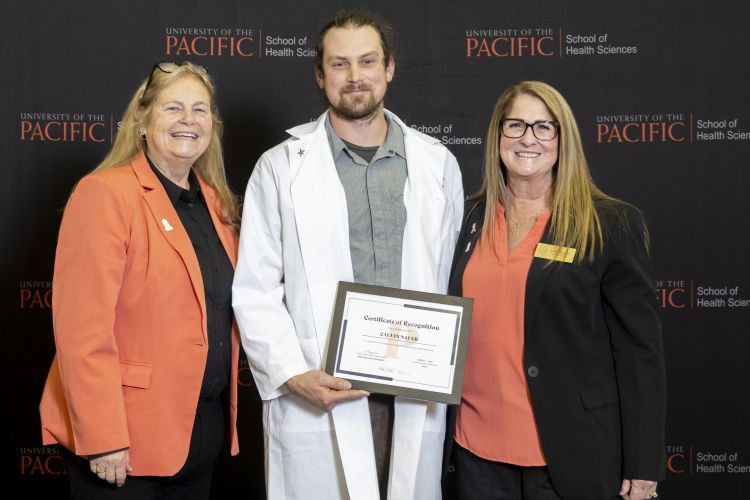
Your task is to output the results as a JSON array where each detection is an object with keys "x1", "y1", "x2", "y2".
[{"x1": 325, "y1": 282, "x2": 472, "y2": 404}]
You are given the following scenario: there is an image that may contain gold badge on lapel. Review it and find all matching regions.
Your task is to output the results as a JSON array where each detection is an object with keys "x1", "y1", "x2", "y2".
[{"x1": 534, "y1": 243, "x2": 576, "y2": 263}]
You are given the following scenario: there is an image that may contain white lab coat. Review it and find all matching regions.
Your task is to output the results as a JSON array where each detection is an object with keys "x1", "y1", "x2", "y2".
[{"x1": 233, "y1": 110, "x2": 463, "y2": 500}]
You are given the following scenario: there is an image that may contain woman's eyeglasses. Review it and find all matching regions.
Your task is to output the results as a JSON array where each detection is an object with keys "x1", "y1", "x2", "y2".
[
  {"x1": 501, "y1": 119, "x2": 559, "y2": 141},
  {"x1": 142, "y1": 61, "x2": 208, "y2": 99}
]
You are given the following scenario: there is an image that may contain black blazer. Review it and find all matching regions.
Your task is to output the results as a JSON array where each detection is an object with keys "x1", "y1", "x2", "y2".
[{"x1": 443, "y1": 198, "x2": 666, "y2": 500}]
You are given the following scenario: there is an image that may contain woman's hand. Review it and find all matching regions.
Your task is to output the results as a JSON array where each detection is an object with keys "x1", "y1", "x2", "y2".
[
  {"x1": 620, "y1": 478, "x2": 658, "y2": 499},
  {"x1": 89, "y1": 449, "x2": 132, "y2": 487}
]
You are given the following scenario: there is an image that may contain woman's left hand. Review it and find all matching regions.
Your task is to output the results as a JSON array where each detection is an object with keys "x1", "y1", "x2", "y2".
[
  {"x1": 620, "y1": 478, "x2": 658, "y2": 499},
  {"x1": 89, "y1": 449, "x2": 131, "y2": 487}
]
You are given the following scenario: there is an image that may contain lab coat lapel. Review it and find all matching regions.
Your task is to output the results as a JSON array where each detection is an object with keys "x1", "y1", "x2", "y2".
[
  {"x1": 288, "y1": 115, "x2": 375, "y2": 498},
  {"x1": 399, "y1": 114, "x2": 446, "y2": 294},
  {"x1": 332, "y1": 401, "x2": 380, "y2": 500},
  {"x1": 389, "y1": 399, "x2": 428, "y2": 500},
  {"x1": 288, "y1": 114, "x2": 354, "y2": 359},
  {"x1": 393, "y1": 114, "x2": 444, "y2": 500}
]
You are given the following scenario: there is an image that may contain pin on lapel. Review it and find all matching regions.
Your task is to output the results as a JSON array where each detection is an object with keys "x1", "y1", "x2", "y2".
[
  {"x1": 297, "y1": 148, "x2": 305, "y2": 157},
  {"x1": 161, "y1": 218, "x2": 174, "y2": 232},
  {"x1": 470, "y1": 223, "x2": 477, "y2": 234},
  {"x1": 465, "y1": 241, "x2": 472, "y2": 253}
]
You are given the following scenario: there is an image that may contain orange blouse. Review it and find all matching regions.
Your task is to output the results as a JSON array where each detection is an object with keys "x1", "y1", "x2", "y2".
[{"x1": 455, "y1": 204, "x2": 550, "y2": 466}]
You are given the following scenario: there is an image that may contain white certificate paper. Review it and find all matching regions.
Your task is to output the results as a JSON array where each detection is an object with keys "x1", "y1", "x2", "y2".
[{"x1": 325, "y1": 282, "x2": 473, "y2": 404}]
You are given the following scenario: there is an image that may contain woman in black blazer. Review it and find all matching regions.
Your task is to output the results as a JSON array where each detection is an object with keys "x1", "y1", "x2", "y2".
[{"x1": 444, "y1": 81, "x2": 666, "y2": 500}]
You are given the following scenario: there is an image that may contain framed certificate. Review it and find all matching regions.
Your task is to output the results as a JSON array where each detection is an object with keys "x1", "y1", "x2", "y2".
[{"x1": 324, "y1": 281, "x2": 473, "y2": 405}]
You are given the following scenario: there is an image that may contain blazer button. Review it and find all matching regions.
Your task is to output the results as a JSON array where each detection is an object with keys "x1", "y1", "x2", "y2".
[{"x1": 527, "y1": 366, "x2": 539, "y2": 378}]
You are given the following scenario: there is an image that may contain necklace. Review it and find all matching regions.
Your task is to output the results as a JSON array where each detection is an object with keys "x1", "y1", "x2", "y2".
[{"x1": 508, "y1": 208, "x2": 546, "y2": 239}]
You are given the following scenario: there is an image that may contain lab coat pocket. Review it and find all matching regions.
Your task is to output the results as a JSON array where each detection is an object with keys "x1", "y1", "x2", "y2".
[
  {"x1": 277, "y1": 428, "x2": 346, "y2": 498},
  {"x1": 279, "y1": 427, "x2": 337, "y2": 459},
  {"x1": 274, "y1": 394, "x2": 335, "y2": 458}
]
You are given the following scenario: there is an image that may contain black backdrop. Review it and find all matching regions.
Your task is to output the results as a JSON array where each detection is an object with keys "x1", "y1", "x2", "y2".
[{"x1": 5, "y1": 1, "x2": 750, "y2": 498}]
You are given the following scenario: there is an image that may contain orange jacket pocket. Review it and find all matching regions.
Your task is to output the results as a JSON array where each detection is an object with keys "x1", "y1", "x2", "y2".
[{"x1": 120, "y1": 360, "x2": 152, "y2": 388}]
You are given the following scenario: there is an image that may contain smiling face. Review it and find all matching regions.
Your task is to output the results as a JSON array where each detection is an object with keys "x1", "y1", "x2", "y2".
[
  {"x1": 143, "y1": 74, "x2": 212, "y2": 171},
  {"x1": 500, "y1": 93, "x2": 559, "y2": 183},
  {"x1": 316, "y1": 25, "x2": 394, "y2": 121}
]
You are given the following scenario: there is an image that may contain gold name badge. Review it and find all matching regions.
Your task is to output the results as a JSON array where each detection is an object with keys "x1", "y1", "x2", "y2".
[{"x1": 534, "y1": 243, "x2": 576, "y2": 263}]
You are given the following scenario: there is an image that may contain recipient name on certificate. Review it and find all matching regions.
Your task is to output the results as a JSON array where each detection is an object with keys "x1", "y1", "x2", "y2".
[{"x1": 325, "y1": 282, "x2": 473, "y2": 404}]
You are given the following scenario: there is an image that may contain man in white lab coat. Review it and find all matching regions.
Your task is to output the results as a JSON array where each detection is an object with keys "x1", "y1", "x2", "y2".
[{"x1": 232, "y1": 11, "x2": 463, "y2": 500}]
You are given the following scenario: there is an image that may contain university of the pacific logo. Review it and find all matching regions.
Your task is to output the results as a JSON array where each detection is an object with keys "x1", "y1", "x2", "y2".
[
  {"x1": 596, "y1": 114, "x2": 688, "y2": 144},
  {"x1": 20, "y1": 113, "x2": 106, "y2": 143},
  {"x1": 465, "y1": 28, "x2": 556, "y2": 57},
  {"x1": 165, "y1": 27, "x2": 255, "y2": 57}
]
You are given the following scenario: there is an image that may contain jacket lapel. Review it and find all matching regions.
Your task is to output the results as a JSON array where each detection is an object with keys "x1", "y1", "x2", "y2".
[
  {"x1": 449, "y1": 200, "x2": 484, "y2": 296},
  {"x1": 524, "y1": 222, "x2": 555, "y2": 336},
  {"x1": 456, "y1": 200, "x2": 554, "y2": 336},
  {"x1": 130, "y1": 152, "x2": 207, "y2": 343}
]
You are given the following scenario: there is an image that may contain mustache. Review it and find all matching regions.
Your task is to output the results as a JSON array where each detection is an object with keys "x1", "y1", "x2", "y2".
[{"x1": 341, "y1": 84, "x2": 373, "y2": 93}]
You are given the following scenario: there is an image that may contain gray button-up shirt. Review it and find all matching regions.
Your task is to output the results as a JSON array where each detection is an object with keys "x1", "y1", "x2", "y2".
[{"x1": 325, "y1": 116, "x2": 408, "y2": 289}]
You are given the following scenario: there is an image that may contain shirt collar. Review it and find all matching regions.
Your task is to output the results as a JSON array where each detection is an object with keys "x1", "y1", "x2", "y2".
[
  {"x1": 324, "y1": 114, "x2": 406, "y2": 162},
  {"x1": 381, "y1": 115, "x2": 406, "y2": 159},
  {"x1": 146, "y1": 155, "x2": 200, "y2": 207},
  {"x1": 324, "y1": 116, "x2": 348, "y2": 160}
]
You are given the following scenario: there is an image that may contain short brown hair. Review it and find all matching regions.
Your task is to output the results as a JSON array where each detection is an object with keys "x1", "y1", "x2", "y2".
[{"x1": 315, "y1": 11, "x2": 395, "y2": 72}]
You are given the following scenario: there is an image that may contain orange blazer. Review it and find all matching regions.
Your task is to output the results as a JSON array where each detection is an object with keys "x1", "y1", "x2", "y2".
[{"x1": 39, "y1": 151, "x2": 240, "y2": 476}]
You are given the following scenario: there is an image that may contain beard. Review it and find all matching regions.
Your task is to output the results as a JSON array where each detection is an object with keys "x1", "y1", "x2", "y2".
[{"x1": 329, "y1": 84, "x2": 384, "y2": 121}]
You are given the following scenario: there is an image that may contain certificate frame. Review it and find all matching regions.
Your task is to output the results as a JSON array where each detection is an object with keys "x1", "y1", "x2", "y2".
[{"x1": 324, "y1": 281, "x2": 473, "y2": 405}]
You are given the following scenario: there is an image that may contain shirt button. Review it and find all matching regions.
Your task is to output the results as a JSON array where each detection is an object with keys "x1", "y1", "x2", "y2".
[
  {"x1": 215, "y1": 304, "x2": 221, "y2": 310},
  {"x1": 527, "y1": 366, "x2": 539, "y2": 378}
]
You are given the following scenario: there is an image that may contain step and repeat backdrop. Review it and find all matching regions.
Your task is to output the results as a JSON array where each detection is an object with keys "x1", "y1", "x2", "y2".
[{"x1": 4, "y1": 0, "x2": 749, "y2": 498}]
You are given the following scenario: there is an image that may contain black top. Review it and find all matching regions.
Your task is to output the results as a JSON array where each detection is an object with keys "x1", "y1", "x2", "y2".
[{"x1": 149, "y1": 158, "x2": 234, "y2": 401}]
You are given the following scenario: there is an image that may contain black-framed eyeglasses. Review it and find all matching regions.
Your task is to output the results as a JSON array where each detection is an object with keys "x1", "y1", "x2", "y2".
[
  {"x1": 501, "y1": 118, "x2": 559, "y2": 141},
  {"x1": 142, "y1": 61, "x2": 208, "y2": 100}
]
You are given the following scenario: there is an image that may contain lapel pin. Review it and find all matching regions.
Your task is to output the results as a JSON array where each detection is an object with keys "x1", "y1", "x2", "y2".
[
  {"x1": 465, "y1": 241, "x2": 472, "y2": 253},
  {"x1": 297, "y1": 148, "x2": 305, "y2": 157},
  {"x1": 470, "y1": 223, "x2": 477, "y2": 234},
  {"x1": 161, "y1": 218, "x2": 174, "y2": 232}
]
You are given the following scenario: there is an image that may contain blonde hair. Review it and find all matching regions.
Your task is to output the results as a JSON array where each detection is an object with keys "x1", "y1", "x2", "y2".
[
  {"x1": 475, "y1": 80, "x2": 611, "y2": 263},
  {"x1": 94, "y1": 62, "x2": 238, "y2": 226}
]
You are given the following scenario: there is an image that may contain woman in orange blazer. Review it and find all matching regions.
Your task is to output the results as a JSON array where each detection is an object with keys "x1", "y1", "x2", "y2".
[{"x1": 39, "y1": 62, "x2": 241, "y2": 499}]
